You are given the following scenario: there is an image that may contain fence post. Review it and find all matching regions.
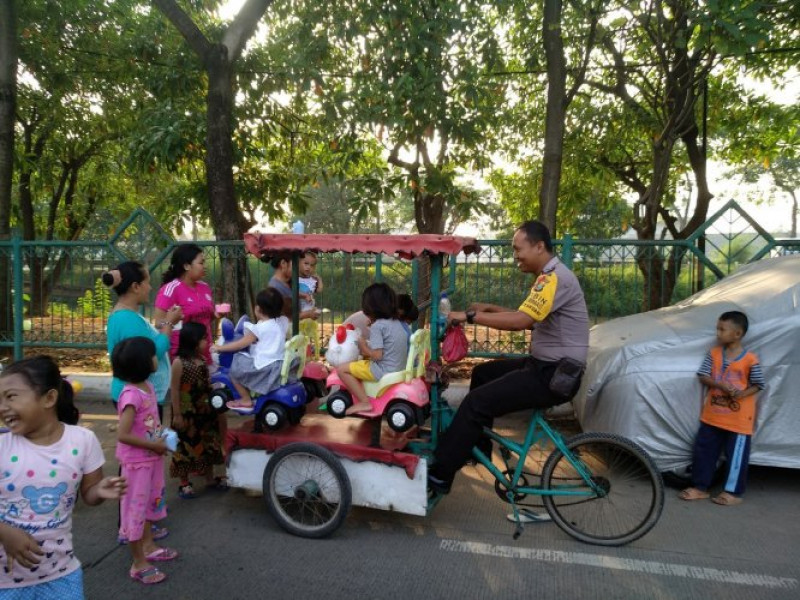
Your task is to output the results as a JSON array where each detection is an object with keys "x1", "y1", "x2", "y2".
[
  {"x1": 375, "y1": 253, "x2": 383, "y2": 281},
  {"x1": 561, "y1": 233, "x2": 574, "y2": 268},
  {"x1": 12, "y1": 231, "x2": 23, "y2": 360}
]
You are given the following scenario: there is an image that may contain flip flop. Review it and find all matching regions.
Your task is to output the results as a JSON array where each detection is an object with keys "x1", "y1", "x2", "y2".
[
  {"x1": 207, "y1": 476, "x2": 230, "y2": 491},
  {"x1": 712, "y1": 492, "x2": 743, "y2": 506},
  {"x1": 506, "y1": 509, "x2": 552, "y2": 524},
  {"x1": 129, "y1": 565, "x2": 166, "y2": 585},
  {"x1": 145, "y1": 547, "x2": 179, "y2": 562},
  {"x1": 178, "y1": 483, "x2": 197, "y2": 499},
  {"x1": 678, "y1": 487, "x2": 710, "y2": 501}
]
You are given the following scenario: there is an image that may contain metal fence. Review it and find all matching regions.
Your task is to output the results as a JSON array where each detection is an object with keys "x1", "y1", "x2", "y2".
[{"x1": 2, "y1": 201, "x2": 799, "y2": 360}]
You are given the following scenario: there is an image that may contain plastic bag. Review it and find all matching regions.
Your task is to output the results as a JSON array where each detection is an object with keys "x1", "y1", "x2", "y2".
[{"x1": 442, "y1": 324, "x2": 469, "y2": 362}]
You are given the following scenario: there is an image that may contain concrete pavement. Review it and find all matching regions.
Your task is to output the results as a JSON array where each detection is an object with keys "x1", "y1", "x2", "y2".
[{"x1": 62, "y1": 375, "x2": 800, "y2": 600}]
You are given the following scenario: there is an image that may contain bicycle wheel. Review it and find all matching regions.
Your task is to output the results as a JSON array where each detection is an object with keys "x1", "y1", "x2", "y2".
[
  {"x1": 263, "y1": 442, "x2": 352, "y2": 538},
  {"x1": 541, "y1": 433, "x2": 664, "y2": 546}
]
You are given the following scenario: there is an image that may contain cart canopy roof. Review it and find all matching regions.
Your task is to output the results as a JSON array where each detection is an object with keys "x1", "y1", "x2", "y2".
[{"x1": 244, "y1": 233, "x2": 480, "y2": 260}]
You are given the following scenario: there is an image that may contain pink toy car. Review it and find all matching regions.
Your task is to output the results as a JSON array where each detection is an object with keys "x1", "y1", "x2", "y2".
[{"x1": 325, "y1": 329, "x2": 430, "y2": 432}]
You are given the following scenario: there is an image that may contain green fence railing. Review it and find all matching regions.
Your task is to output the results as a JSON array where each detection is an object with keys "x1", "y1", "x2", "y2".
[{"x1": 2, "y1": 201, "x2": 799, "y2": 360}]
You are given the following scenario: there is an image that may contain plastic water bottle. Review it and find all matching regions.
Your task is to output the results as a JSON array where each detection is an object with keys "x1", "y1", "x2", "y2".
[
  {"x1": 292, "y1": 220, "x2": 305, "y2": 234},
  {"x1": 438, "y1": 292, "x2": 451, "y2": 330}
]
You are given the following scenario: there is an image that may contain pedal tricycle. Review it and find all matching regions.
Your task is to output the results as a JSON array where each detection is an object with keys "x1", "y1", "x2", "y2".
[
  {"x1": 224, "y1": 233, "x2": 664, "y2": 545},
  {"x1": 209, "y1": 315, "x2": 327, "y2": 432}
]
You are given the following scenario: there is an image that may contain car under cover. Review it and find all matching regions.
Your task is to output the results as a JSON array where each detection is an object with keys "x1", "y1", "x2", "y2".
[{"x1": 571, "y1": 254, "x2": 800, "y2": 472}]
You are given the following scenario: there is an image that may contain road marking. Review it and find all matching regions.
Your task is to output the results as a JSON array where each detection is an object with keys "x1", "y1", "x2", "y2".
[{"x1": 439, "y1": 539, "x2": 797, "y2": 590}]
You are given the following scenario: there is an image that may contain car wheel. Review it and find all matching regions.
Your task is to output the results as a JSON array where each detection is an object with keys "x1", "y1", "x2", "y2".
[
  {"x1": 208, "y1": 388, "x2": 232, "y2": 413},
  {"x1": 386, "y1": 401, "x2": 416, "y2": 432},
  {"x1": 326, "y1": 390, "x2": 352, "y2": 419},
  {"x1": 261, "y1": 403, "x2": 287, "y2": 431}
]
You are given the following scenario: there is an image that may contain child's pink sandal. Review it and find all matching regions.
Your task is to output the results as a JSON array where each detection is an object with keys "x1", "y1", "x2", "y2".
[
  {"x1": 145, "y1": 547, "x2": 179, "y2": 562},
  {"x1": 130, "y1": 565, "x2": 166, "y2": 585}
]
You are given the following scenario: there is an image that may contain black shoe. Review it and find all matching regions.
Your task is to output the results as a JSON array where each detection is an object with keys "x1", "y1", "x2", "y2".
[{"x1": 427, "y1": 473, "x2": 452, "y2": 495}]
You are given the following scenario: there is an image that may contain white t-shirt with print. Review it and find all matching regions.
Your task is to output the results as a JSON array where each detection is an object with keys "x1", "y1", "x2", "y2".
[
  {"x1": 0, "y1": 425, "x2": 105, "y2": 588},
  {"x1": 242, "y1": 316, "x2": 289, "y2": 369}
]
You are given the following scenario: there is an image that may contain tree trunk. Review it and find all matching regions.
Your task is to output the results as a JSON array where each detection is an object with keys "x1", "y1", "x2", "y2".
[
  {"x1": 205, "y1": 49, "x2": 249, "y2": 315},
  {"x1": 539, "y1": 0, "x2": 567, "y2": 237},
  {"x1": 0, "y1": 0, "x2": 16, "y2": 344}
]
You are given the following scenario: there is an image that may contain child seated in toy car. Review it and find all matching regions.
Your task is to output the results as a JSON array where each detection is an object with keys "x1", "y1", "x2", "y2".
[
  {"x1": 210, "y1": 288, "x2": 288, "y2": 410},
  {"x1": 338, "y1": 283, "x2": 409, "y2": 414}
]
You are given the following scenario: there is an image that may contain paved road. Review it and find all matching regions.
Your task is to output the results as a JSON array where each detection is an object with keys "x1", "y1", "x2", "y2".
[{"x1": 70, "y1": 393, "x2": 800, "y2": 600}]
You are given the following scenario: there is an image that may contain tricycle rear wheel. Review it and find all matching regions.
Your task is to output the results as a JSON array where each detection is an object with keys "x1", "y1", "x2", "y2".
[{"x1": 263, "y1": 442, "x2": 352, "y2": 538}]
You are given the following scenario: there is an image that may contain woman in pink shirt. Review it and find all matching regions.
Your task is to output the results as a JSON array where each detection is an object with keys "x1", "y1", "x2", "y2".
[{"x1": 154, "y1": 244, "x2": 216, "y2": 364}]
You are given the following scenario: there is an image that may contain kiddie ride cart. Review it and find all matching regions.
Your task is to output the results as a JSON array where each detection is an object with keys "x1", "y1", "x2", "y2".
[
  {"x1": 209, "y1": 315, "x2": 327, "y2": 432},
  {"x1": 223, "y1": 234, "x2": 665, "y2": 544},
  {"x1": 324, "y1": 327, "x2": 431, "y2": 434}
]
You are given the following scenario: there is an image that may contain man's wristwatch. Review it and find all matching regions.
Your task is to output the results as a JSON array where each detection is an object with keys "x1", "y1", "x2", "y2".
[{"x1": 466, "y1": 309, "x2": 477, "y2": 324}]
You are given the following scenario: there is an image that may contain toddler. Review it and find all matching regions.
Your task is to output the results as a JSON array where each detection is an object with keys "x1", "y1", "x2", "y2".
[
  {"x1": 339, "y1": 283, "x2": 409, "y2": 414},
  {"x1": 113, "y1": 337, "x2": 178, "y2": 585},
  {"x1": 211, "y1": 287, "x2": 289, "y2": 410}
]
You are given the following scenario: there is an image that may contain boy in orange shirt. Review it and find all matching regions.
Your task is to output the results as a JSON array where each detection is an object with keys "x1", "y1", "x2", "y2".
[{"x1": 679, "y1": 311, "x2": 765, "y2": 505}]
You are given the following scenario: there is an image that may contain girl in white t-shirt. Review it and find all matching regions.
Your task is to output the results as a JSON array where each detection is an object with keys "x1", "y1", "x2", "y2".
[
  {"x1": 211, "y1": 287, "x2": 289, "y2": 409},
  {"x1": 0, "y1": 356, "x2": 126, "y2": 598}
]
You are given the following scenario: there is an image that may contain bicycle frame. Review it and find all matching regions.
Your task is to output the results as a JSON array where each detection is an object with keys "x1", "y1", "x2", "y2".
[{"x1": 473, "y1": 410, "x2": 601, "y2": 500}]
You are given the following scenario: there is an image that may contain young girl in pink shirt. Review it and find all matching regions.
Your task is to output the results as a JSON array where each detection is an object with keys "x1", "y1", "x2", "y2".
[
  {"x1": 0, "y1": 356, "x2": 126, "y2": 598},
  {"x1": 113, "y1": 337, "x2": 178, "y2": 585}
]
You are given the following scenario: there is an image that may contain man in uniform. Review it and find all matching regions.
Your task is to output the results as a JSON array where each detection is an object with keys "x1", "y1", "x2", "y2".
[{"x1": 428, "y1": 220, "x2": 590, "y2": 494}]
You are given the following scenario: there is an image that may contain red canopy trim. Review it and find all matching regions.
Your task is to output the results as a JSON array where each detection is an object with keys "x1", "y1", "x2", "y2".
[{"x1": 244, "y1": 233, "x2": 480, "y2": 260}]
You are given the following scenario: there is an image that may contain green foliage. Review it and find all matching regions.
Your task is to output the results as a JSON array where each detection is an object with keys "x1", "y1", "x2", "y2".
[{"x1": 76, "y1": 279, "x2": 113, "y2": 318}]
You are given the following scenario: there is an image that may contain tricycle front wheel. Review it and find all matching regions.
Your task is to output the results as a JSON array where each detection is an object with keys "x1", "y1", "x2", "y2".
[{"x1": 263, "y1": 442, "x2": 352, "y2": 538}]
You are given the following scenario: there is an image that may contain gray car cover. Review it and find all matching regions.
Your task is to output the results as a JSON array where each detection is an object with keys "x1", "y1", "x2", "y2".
[{"x1": 572, "y1": 254, "x2": 800, "y2": 472}]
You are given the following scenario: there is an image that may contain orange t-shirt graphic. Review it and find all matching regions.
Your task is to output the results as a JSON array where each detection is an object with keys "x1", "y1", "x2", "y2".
[{"x1": 700, "y1": 346, "x2": 760, "y2": 435}]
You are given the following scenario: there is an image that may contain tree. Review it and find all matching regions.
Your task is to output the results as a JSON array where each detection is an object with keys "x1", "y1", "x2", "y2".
[
  {"x1": 267, "y1": 0, "x2": 503, "y2": 236},
  {"x1": 576, "y1": 0, "x2": 790, "y2": 308},
  {"x1": 0, "y1": 0, "x2": 16, "y2": 340}
]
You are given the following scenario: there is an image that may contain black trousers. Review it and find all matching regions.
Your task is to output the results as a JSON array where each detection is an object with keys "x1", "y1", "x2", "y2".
[{"x1": 432, "y1": 356, "x2": 567, "y2": 482}]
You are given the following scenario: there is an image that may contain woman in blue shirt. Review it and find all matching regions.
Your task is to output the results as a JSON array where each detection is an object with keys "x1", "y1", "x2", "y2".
[{"x1": 104, "y1": 261, "x2": 183, "y2": 420}]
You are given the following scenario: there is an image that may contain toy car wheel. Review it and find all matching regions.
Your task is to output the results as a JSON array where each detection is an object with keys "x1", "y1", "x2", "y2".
[
  {"x1": 326, "y1": 390, "x2": 352, "y2": 419},
  {"x1": 208, "y1": 388, "x2": 232, "y2": 413},
  {"x1": 386, "y1": 401, "x2": 417, "y2": 432},
  {"x1": 261, "y1": 403, "x2": 287, "y2": 431}
]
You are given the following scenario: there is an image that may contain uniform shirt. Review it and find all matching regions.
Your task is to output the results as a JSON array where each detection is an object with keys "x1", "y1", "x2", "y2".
[
  {"x1": 697, "y1": 346, "x2": 765, "y2": 435},
  {"x1": 0, "y1": 425, "x2": 105, "y2": 589},
  {"x1": 155, "y1": 279, "x2": 215, "y2": 363},
  {"x1": 243, "y1": 316, "x2": 289, "y2": 369},
  {"x1": 115, "y1": 383, "x2": 162, "y2": 465},
  {"x1": 518, "y1": 256, "x2": 589, "y2": 363},
  {"x1": 368, "y1": 319, "x2": 409, "y2": 380}
]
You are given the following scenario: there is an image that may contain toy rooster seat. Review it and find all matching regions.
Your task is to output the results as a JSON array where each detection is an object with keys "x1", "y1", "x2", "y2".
[{"x1": 326, "y1": 324, "x2": 361, "y2": 367}]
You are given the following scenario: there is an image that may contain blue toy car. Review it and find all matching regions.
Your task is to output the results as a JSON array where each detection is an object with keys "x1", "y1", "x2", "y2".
[{"x1": 209, "y1": 316, "x2": 325, "y2": 432}]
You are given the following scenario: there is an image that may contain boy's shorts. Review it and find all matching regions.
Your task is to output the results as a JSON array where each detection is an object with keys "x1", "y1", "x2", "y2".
[{"x1": 348, "y1": 360, "x2": 376, "y2": 381}]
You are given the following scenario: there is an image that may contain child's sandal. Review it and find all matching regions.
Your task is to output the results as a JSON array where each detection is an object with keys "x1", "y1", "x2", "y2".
[
  {"x1": 130, "y1": 565, "x2": 166, "y2": 585},
  {"x1": 207, "y1": 476, "x2": 230, "y2": 491},
  {"x1": 178, "y1": 483, "x2": 197, "y2": 499}
]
